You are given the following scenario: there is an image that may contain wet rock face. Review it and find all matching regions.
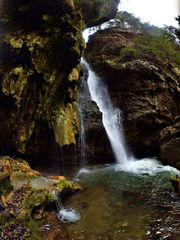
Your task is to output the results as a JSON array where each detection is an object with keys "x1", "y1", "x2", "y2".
[
  {"x1": 85, "y1": 28, "x2": 180, "y2": 166},
  {"x1": 0, "y1": 0, "x2": 120, "y2": 166},
  {"x1": 0, "y1": 0, "x2": 84, "y2": 163},
  {"x1": 77, "y1": 65, "x2": 114, "y2": 164},
  {"x1": 77, "y1": 0, "x2": 120, "y2": 27},
  {"x1": 160, "y1": 119, "x2": 180, "y2": 169}
]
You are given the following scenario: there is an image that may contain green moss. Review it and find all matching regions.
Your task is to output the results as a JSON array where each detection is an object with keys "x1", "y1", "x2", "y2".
[
  {"x1": 119, "y1": 47, "x2": 139, "y2": 62},
  {"x1": 56, "y1": 178, "x2": 81, "y2": 193},
  {"x1": 171, "y1": 176, "x2": 180, "y2": 194},
  {"x1": 0, "y1": 173, "x2": 13, "y2": 197},
  {"x1": 68, "y1": 68, "x2": 79, "y2": 81},
  {"x1": 0, "y1": 156, "x2": 81, "y2": 238},
  {"x1": 52, "y1": 102, "x2": 80, "y2": 146},
  {"x1": 2, "y1": 66, "x2": 28, "y2": 100},
  {"x1": 67, "y1": 0, "x2": 76, "y2": 9},
  {"x1": 0, "y1": 0, "x2": 87, "y2": 158},
  {"x1": 8, "y1": 36, "x2": 24, "y2": 49}
]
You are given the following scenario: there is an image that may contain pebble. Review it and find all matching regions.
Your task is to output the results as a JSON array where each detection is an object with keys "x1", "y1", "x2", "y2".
[{"x1": 40, "y1": 224, "x2": 52, "y2": 231}]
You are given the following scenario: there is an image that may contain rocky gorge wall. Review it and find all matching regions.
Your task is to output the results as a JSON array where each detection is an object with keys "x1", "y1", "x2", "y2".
[
  {"x1": 85, "y1": 27, "x2": 180, "y2": 168},
  {"x1": 0, "y1": 0, "x2": 119, "y2": 167}
]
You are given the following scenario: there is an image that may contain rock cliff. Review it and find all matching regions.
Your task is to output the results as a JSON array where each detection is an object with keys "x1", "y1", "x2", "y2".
[
  {"x1": 85, "y1": 27, "x2": 180, "y2": 168},
  {"x1": 0, "y1": 0, "x2": 119, "y2": 166}
]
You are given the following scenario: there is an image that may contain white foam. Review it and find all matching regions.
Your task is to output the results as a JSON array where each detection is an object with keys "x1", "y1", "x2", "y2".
[
  {"x1": 78, "y1": 167, "x2": 92, "y2": 175},
  {"x1": 116, "y1": 158, "x2": 180, "y2": 176},
  {"x1": 58, "y1": 208, "x2": 80, "y2": 223}
]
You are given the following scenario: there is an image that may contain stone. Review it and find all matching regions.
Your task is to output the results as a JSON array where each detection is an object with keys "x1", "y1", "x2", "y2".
[{"x1": 0, "y1": 156, "x2": 81, "y2": 237}]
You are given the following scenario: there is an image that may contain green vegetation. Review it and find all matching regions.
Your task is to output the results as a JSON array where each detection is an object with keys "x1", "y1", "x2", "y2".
[
  {"x1": 107, "y1": 11, "x2": 180, "y2": 41},
  {"x1": 119, "y1": 47, "x2": 139, "y2": 61},
  {"x1": 134, "y1": 34, "x2": 180, "y2": 65},
  {"x1": 105, "y1": 11, "x2": 180, "y2": 65},
  {"x1": 0, "y1": 157, "x2": 81, "y2": 239},
  {"x1": 175, "y1": 15, "x2": 180, "y2": 40},
  {"x1": 164, "y1": 15, "x2": 180, "y2": 43},
  {"x1": 108, "y1": 11, "x2": 164, "y2": 35}
]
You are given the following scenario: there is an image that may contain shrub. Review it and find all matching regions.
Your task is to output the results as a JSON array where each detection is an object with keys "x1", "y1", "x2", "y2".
[
  {"x1": 119, "y1": 47, "x2": 139, "y2": 62},
  {"x1": 134, "y1": 34, "x2": 180, "y2": 65}
]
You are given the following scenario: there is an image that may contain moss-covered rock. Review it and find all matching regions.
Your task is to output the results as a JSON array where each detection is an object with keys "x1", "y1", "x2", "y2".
[
  {"x1": 0, "y1": 0, "x2": 86, "y2": 165},
  {"x1": 0, "y1": 156, "x2": 81, "y2": 239},
  {"x1": 77, "y1": 0, "x2": 120, "y2": 27},
  {"x1": 0, "y1": 0, "x2": 120, "y2": 166},
  {"x1": 52, "y1": 103, "x2": 80, "y2": 146}
]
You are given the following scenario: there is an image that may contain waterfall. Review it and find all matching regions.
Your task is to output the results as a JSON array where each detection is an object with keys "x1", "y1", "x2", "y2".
[
  {"x1": 77, "y1": 74, "x2": 87, "y2": 166},
  {"x1": 53, "y1": 190, "x2": 80, "y2": 223},
  {"x1": 81, "y1": 58, "x2": 130, "y2": 165}
]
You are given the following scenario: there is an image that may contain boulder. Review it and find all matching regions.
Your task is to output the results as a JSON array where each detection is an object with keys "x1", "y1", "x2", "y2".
[{"x1": 0, "y1": 156, "x2": 81, "y2": 238}]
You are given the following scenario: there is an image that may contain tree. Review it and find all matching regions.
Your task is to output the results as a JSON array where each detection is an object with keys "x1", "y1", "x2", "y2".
[
  {"x1": 163, "y1": 16, "x2": 180, "y2": 43},
  {"x1": 175, "y1": 15, "x2": 180, "y2": 40}
]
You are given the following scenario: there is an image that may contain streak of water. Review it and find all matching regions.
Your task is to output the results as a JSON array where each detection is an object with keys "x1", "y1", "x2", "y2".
[
  {"x1": 53, "y1": 190, "x2": 80, "y2": 223},
  {"x1": 77, "y1": 73, "x2": 87, "y2": 166}
]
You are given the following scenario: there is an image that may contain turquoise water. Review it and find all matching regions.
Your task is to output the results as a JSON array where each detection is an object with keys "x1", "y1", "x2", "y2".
[{"x1": 63, "y1": 161, "x2": 180, "y2": 240}]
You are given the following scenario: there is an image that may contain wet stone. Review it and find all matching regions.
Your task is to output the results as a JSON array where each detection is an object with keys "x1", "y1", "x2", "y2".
[{"x1": 40, "y1": 223, "x2": 52, "y2": 231}]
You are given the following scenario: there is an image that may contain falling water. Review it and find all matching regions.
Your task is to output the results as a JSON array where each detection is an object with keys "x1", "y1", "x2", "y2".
[
  {"x1": 53, "y1": 190, "x2": 80, "y2": 223},
  {"x1": 81, "y1": 58, "x2": 129, "y2": 165},
  {"x1": 77, "y1": 73, "x2": 87, "y2": 166}
]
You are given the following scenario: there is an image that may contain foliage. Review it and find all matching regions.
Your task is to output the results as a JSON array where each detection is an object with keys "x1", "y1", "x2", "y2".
[
  {"x1": 104, "y1": 11, "x2": 180, "y2": 65},
  {"x1": 119, "y1": 47, "x2": 139, "y2": 62},
  {"x1": 164, "y1": 16, "x2": 180, "y2": 43},
  {"x1": 115, "y1": 11, "x2": 142, "y2": 30},
  {"x1": 112, "y1": 11, "x2": 164, "y2": 35},
  {"x1": 134, "y1": 34, "x2": 180, "y2": 65},
  {"x1": 141, "y1": 22, "x2": 164, "y2": 35},
  {"x1": 175, "y1": 15, "x2": 180, "y2": 40}
]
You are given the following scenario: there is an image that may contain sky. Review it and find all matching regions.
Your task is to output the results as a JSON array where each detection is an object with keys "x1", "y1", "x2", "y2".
[{"x1": 118, "y1": 0, "x2": 179, "y2": 27}]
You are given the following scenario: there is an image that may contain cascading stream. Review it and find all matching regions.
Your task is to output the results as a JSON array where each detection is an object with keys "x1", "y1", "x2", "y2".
[
  {"x1": 53, "y1": 190, "x2": 80, "y2": 223},
  {"x1": 81, "y1": 58, "x2": 130, "y2": 165},
  {"x1": 77, "y1": 73, "x2": 87, "y2": 166}
]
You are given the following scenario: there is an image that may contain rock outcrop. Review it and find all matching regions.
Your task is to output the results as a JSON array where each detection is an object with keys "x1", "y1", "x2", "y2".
[
  {"x1": 0, "y1": 156, "x2": 81, "y2": 239},
  {"x1": 85, "y1": 27, "x2": 180, "y2": 167},
  {"x1": 77, "y1": 0, "x2": 120, "y2": 27},
  {"x1": 0, "y1": 0, "x2": 119, "y2": 166}
]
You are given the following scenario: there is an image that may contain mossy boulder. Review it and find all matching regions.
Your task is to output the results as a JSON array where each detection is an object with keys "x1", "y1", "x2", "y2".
[{"x1": 0, "y1": 156, "x2": 81, "y2": 237}]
